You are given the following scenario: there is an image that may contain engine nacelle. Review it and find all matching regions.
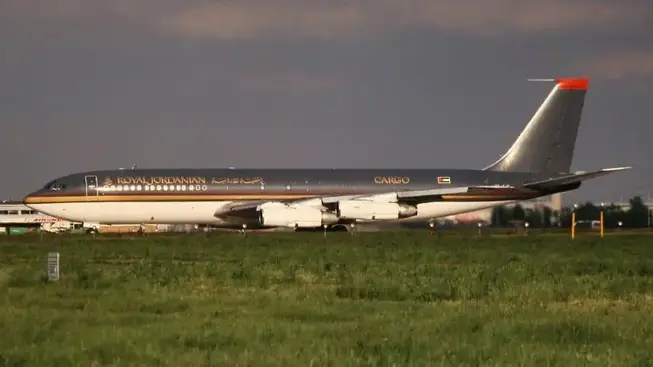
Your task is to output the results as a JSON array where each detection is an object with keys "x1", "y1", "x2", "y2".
[
  {"x1": 336, "y1": 200, "x2": 417, "y2": 221},
  {"x1": 258, "y1": 206, "x2": 339, "y2": 228}
]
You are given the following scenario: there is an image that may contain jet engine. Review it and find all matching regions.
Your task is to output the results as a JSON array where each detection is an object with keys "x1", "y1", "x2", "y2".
[
  {"x1": 336, "y1": 200, "x2": 417, "y2": 221},
  {"x1": 258, "y1": 206, "x2": 339, "y2": 228}
]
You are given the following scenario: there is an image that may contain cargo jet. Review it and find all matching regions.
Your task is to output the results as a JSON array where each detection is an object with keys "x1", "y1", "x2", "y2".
[{"x1": 23, "y1": 78, "x2": 630, "y2": 233}]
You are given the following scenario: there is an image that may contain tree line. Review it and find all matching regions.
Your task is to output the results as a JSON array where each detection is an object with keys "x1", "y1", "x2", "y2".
[{"x1": 491, "y1": 196, "x2": 652, "y2": 229}]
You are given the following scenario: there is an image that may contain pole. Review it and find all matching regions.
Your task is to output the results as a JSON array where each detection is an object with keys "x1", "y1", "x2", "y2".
[
  {"x1": 600, "y1": 203, "x2": 604, "y2": 238},
  {"x1": 571, "y1": 205, "x2": 577, "y2": 240}
]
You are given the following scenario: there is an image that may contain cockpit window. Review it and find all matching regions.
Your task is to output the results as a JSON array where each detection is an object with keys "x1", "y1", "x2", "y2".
[
  {"x1": 43, "y1": 180, "x2": 55, "y2": 189},
  {"x1": 43, "y1": 180, "x2": 66, "y2": 190}
]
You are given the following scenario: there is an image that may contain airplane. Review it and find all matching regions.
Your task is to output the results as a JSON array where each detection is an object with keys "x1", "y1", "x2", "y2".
[{"x1": 23, "y1": 77, "x2": 631, "y2": 234}]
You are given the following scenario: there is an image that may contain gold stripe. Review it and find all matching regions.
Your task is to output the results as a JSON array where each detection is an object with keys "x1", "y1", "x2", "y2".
[
  {"x1": 25, "y1": 193, "x2": 536, "y2": 204},
  {"x1": 441, "y1": 195, "x2": 531, "y2": 200},
  {"x1": 24, "y1": 194, "x2": 316, "y2": 204}
]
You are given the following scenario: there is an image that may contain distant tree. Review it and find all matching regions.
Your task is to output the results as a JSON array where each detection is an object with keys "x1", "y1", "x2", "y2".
[
  {"x1": 603, "y1": 203, "x2": 626, "y2": 228},
  {"x1": 551, "y1": 209, "x2": 561, "y2": 227},
  {"x1": 525, "y1": 208, "x2": 543, "y2": 228},
  {"x1": 576, "y1": 202, "x2": 600, "y2": 222},
  {"x1": 512, "y1": 204, "x2": 526, "y2": 221},
  {"x1": 491, "y1": 206, "x2": 510, "y2": 227},
  {"x1": 627, "y1": 196, "x2": 649, "y2": 228},
  {"x1": 491, "y1": 207, "x2": 499, "y2": 226},
  {"x1": 542, "y1": 207, "x2": 553, "y2": 228},
  {"x1": 558, "y1": 207, "x2": 575, "y2": 228}
]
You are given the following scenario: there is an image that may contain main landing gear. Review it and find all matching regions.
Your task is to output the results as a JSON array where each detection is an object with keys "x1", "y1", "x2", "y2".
[{"x1": 294, "y1": 224, "x2": 349, "y2": 233}]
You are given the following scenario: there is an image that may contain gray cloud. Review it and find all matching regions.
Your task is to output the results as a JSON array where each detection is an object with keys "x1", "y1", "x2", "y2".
[
  {"x1": 7, "y1": 0, "x2": 648, "y2": 39},
  {"x1": 238, "y1": 71, "x2": 344, "y2": 93},
  {"x1": 582, "y1": 51, "x2": 653, "y2": 79}
]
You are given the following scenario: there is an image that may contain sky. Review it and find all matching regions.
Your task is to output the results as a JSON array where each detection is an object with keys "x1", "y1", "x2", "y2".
[{"x1": 1, "y1": 0, "x2": 652, "y2": 206}]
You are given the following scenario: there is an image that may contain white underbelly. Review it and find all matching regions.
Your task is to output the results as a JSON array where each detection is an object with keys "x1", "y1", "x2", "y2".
[
  {"x1": 28, "y1": 201, "x2": 231, "y2": 224},
  {"x1": 412, "y1": 200, "x2": 516, "y2": 221},
  {"x1": 28, "y1": 199, "x2": 516, "y2": 226}
]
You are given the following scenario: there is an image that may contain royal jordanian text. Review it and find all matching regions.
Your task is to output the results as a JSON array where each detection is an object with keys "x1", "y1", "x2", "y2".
[
  {"x1": 115, "y1": 176, "x2": 264, "y2": 186},
  {"x1": 116, "y1": 176, "x2": 207, "y2": 185},
  {"x1": 211, "y1": 177, "x2": 262, "y2": 184}
]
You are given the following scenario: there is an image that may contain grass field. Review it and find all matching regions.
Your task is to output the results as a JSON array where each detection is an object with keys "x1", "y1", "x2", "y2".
[{"x1": 1, "y1": 231, "x2": 653, "y2": 366}]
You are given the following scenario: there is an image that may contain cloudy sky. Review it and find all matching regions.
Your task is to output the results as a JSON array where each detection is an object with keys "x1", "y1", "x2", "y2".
[{"x1": 1, "y1": 0, "x2": 651, "y2": 205}]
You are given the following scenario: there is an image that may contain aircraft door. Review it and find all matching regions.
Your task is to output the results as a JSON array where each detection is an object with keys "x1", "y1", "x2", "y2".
[{"x1": 85, "y1": 175, "x2": 99, "y2": 197}]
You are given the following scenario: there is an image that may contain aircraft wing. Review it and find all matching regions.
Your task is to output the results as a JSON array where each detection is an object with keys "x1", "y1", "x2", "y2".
[
  {"x1": 523, "y1": 166, "x2": 632, "y2": 190},
  {"x1": 212, "y1": 185, "x2": 533, "y2": 221}
]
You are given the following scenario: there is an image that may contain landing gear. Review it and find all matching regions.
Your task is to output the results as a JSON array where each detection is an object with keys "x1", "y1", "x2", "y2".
[
  {"x1": 294, "y1": 224, "x2": 349, "y2": 233},
  {"x1": 86, "y1": 227, "x2": 98, "y2": 235}
]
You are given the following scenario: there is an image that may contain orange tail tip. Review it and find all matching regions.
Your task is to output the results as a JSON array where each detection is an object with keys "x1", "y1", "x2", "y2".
[{"x1": 555, "y1": 77, "x2": 589, "y2": 90}]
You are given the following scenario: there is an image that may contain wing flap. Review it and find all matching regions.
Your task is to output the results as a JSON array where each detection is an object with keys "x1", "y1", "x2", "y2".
[{"x1": 523, "y1": 166, "x2": 632, "y2": 190}]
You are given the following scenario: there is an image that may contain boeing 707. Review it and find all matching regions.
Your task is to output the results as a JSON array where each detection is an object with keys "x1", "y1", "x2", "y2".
[{"x1": 23, "y1": 77, "x2": 631, "y2": 233}]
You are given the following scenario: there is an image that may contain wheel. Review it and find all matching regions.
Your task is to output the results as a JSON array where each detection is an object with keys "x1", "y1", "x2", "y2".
[
  {"x1": 294, "y1": 225, "x2": 349, "y2": 233},
  {"x1": 86, "y1": 228, "x2": 99, "y2": 235},
  {"x1": 329, "y1": 224, "x2": 349, "y2": 232}
]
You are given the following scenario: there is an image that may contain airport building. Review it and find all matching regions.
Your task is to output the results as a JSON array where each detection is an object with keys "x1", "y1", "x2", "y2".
[
  {"x1": 0, "y1": 200, "x2": 74, "y2": 234},
  {"x1": 441, "y1": 193, "x2": 563, "y2": 225},
  {"x1": 0, "y1": 200, "x2": 177, "y2": 234}
]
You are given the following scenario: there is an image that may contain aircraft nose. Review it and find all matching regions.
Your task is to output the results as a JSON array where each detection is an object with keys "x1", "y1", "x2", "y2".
[{"x1": 23, "y1": 191, "x2": 42, "y2": 208}]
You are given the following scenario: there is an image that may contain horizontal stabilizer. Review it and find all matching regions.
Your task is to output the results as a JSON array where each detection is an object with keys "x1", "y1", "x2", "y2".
[{"x1": 523, "y1": 166, "x2": 632, "y2": 190}]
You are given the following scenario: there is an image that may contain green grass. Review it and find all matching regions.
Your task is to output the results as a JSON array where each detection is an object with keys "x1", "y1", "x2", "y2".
[{"x1": 1, "y1": 231, "x2": 653, "y2": 366}]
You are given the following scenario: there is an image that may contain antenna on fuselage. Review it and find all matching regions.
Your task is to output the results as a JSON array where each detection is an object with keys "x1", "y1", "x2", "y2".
[
  {"x1": 131, "y1": 164, "x2": 137, "y2": 170},
  {"x1": 526, "y1": 78, "x2": 556, "y2": 82}
]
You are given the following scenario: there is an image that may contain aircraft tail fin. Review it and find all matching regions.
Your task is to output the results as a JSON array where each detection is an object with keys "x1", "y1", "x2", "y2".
[{"x1": 483, "y1": 78, "x2": 589, "y2": 174}]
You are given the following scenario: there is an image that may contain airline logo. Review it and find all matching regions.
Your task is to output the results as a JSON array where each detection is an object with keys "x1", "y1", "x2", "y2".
[{"x1": 437, "y1": 176, "x2": 451, "y2": 184}]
